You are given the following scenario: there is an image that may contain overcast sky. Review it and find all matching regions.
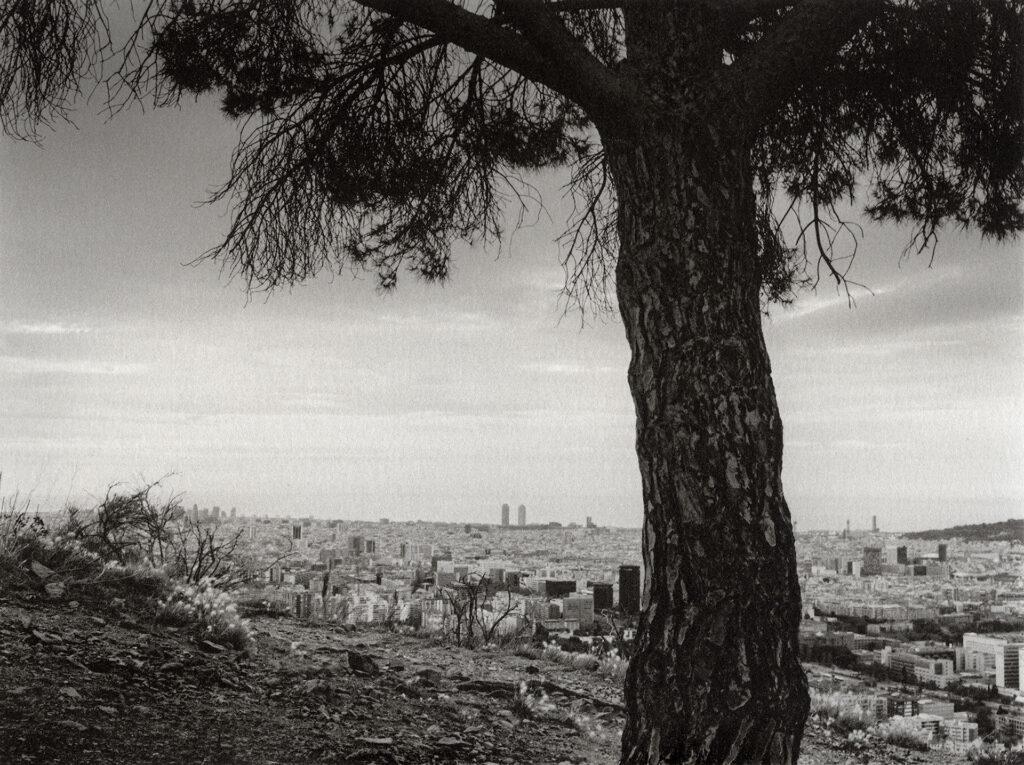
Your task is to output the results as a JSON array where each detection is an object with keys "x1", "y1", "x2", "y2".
[{"x1": 1, "y1": 99, "x2": 1021, "y2": 531}]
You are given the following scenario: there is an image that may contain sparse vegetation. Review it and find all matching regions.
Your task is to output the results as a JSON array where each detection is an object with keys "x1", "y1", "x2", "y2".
[
  {"x1": 970, "y1": 742, "x2": 1024, "y2": 765},
  {"x1": 439, "y1": 573, "x2": 522, "y2": 648},
  {"x1": 156, "y1": 580, "x2": 252, "y2": 649},
  {"x1": 872, "y1": 716, "x2": 931, "y2": 751},
  {"x1": 1, "y1": 480, "x2": 256, "y2": 648},
  {"x1": 510, "y1": 680, "x2": 610, "y2": 742},
  {"x1": 808, "y1": 689, "x2": 875, "y2": 736},
  {"x1": 517, "y1": 639, "x2": 630, "y2": 682}
]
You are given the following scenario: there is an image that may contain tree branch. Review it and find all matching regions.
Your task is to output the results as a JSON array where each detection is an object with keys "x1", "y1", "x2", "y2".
[
  {"x1": 732, "y1": 0, "x2": 885, "y2": 129},
  {"x1": 352, "y1": 0, "x2": 648, "y2": 135},
  {"x1": 542, "y1": 0, "x2": 791, "y2": 13},
  {"x1": 495, "y1": 0, "x2": 645, "y2": 129}
]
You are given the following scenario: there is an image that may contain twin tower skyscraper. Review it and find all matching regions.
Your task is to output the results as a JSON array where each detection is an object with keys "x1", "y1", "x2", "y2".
[{"x1": 500, "y1": 503, "x2": 526, "y2": 526}]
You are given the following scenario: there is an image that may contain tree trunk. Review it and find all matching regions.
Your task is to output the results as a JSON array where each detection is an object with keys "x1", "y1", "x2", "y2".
[{"x1": 607, "y1": 124, "x2": 808, "y2": 764}]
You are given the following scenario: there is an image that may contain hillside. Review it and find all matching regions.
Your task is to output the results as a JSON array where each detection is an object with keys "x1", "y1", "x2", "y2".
[
  {"x1": 902, "y1": 518, "x2": 1024, "y2": 543},
  {"x1": 0, "y1": 594, "x2": 968, "y2": 765}
]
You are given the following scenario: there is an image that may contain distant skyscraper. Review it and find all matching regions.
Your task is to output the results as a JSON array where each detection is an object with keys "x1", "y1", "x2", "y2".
[
  {"x1": 862, "y1": 546, "x2": 883, "y2": 576},
  {"x1": 938, "y1": 543, "x2": 948, "y2": 562},
  {"x1": 871, "y1": 515, "x2": 878, "y2": 533},
  {"x1": 619, "y1": 565, "x2": 641, "y2": 614},
  {"x1": 897, "y1": 546, "x2": 908, "y2": 564},
  {"x1": 501, "y1": 503, "x2": 510, "y2": 526},
  {"x1": 230, "y1": 507, "x2": 236, "y2": 519},
  {"x1": 517, "y1": 504, "x2": 526, "y2": 526},
  {"x1": 292, "y1": 524, "x2": 303, "y2": 540},
  {"x1": 592, "y1": 582, "x2": 613, "y2": 611}
]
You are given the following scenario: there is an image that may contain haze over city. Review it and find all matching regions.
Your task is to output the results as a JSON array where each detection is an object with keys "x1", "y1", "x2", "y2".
[{"x1": 2, "y1": 101, "x2": 1021, "y2": 531}]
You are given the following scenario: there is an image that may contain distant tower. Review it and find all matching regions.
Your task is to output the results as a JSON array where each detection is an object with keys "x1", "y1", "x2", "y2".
[
  {"x1": 618, "y1": 565, "x2": 641, "y2": 614},
  {"x1": 230, "y1": 507, "x2": 237, "y2": 519},
  {"x1": 592, "y1": 582, "x2": 613, "y2": 611},
  {"x1": 845, "y1": 519, "x2": 851, "y2": 539},
  {"x1": 862, "y1": 546, "x2": 883, "y2": 576},
  {"x1": 501, "y1": 503, "x2": 510, "y2": 526},
  {"x1": 938, "y1": 543, "x2": 948, "y2": 562},
  {"x1": 897, "y1": 545, "x2": 908, "y2": 564},
  {"x1": 517, "y1": 504, "x2": 526, "y2": 526},
  {"x1": 871, "y1": 515, "x2": 878, "y2": 533}
]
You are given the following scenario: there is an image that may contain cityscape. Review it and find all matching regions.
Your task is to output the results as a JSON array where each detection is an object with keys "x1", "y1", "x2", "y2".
[{"x1": 173, "y1": 501, "x2": 1024, "y2": 754}]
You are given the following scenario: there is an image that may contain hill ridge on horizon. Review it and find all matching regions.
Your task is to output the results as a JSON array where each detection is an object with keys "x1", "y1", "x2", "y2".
[{"x1": 901, "y1": 518, "x2": 1024, "y2": 543}]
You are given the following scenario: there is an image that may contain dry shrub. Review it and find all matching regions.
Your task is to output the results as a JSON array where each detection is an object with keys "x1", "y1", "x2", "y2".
[
  {"x1": 872, "y1": 716, "x2": 930, "y2": 751},
  {"x1": 156, "y1": 580, "x2": 252, "y2": 649}
]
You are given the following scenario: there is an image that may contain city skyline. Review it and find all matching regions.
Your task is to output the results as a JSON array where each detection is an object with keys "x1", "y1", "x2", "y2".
[{"x1": 1, "y1": 99, "x2": 1021, "y2": 531}]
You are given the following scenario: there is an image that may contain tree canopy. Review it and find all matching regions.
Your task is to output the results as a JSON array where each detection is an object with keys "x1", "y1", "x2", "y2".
[{"x1": 3, "y1": 1, "x2": 1019, "y2": 306}]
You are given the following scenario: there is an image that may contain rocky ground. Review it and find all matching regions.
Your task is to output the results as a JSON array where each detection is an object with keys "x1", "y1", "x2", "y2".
[{"x1": 0, "y1": 594, "x2": 966, "y2": 764}]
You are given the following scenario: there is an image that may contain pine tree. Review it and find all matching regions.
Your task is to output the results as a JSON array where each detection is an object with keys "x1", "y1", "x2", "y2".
[{"x1": 2, "y1": 2, "x2": 1020, "y2": 762}]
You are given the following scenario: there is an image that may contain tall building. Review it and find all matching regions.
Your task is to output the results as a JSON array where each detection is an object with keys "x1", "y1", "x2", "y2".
[
  {"x1": 938, "y1": 543, "x2": 948, "y2": 562},
  {"x1": 592, "y1": 582, "x2": 613, "y2": 611},
  {"x1": 896, "y1": 546, "x2": 908, "y2": 564},
  {"x1": 501, "y1": 503, "x2": 510, "y2": 526},
  {"x1": 871, "y1": 515, "x2": 878, "y2": 533},
  {"x1": 619, "y1": 565, "x2": 641, "y2": 614},
  {"x1": 292, "y1": 524, "x2": 303, "y2": 540},
  {"x1": 862, "y1": 546, "x2": 883, "y2": 576},
  {"x1": 230, "y1": 507, "x2": 237, "y2": 519},
  {"x1": 517, "y1": 504, "x2": 526, "y2": 526}
]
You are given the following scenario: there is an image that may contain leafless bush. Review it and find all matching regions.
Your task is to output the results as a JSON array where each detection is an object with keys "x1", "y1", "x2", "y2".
[
  {"x1": 65, "y1": 480, "x2": 182, "y2": 566},
  {"x1": 441, "y1": 573, "x2": 521, "y2": 648},
  {"x1": 170, "y1": 515, "x2": 244, "y2": 587}
]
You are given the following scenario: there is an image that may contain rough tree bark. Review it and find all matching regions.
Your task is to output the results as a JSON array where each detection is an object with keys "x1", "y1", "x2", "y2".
[{"x1": 606, "y1": 116, "x2": 808, "y2": 764}]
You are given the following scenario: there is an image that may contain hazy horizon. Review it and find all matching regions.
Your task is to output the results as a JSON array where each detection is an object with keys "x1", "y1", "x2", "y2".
[{"x1": 2, "y1": 96, "x2": 1021, "y2": 533}]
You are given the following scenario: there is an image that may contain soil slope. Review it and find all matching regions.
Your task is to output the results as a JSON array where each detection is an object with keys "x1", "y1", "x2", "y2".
[{"x1": 0, "y1": 596, "x2": 961, "y2": 764}]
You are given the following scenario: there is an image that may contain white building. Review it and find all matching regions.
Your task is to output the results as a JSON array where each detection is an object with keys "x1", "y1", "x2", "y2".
[{"x1": 962, "y1": 633, "x2": 1024, "y2": 690}]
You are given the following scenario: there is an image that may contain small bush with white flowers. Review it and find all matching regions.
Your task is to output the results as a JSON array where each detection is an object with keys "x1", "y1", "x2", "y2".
[{"x1": 156, "y1": 580, "x2": 252, "y2": 650}]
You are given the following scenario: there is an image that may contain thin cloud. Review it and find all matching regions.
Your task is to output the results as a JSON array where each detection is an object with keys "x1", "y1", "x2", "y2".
[
  {"x1": 3, "y1": 321, "x2": 93, "y2": 335},
  {"x1": 519, "y1": 362, "x2": 618, "y2": 375},
  {"x1": 0, "y1": 356, "x2": 146, "y2": 375}
]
